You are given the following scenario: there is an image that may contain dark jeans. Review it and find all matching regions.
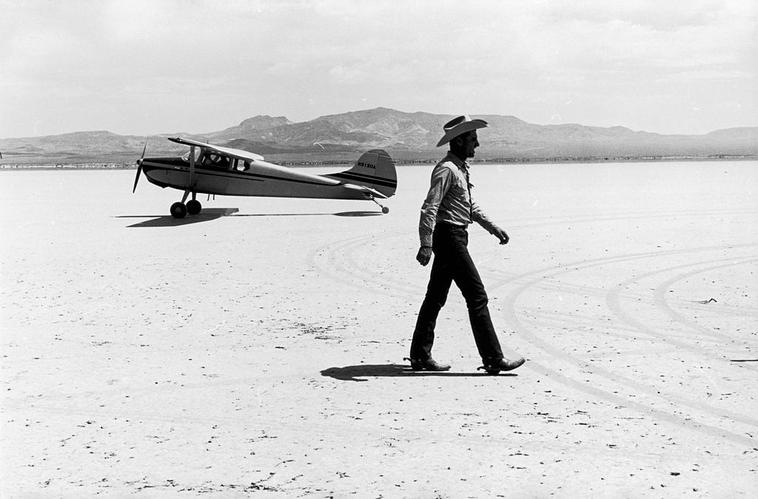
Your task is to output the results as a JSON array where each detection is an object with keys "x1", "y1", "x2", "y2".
[{"x1": 410, "y1": 223, "x2": 504, "y2": 362}]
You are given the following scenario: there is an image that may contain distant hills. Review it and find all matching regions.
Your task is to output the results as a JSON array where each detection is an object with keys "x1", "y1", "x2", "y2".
[{"x1": 1, "y1": 107, "x2": 756, "y2": 166}]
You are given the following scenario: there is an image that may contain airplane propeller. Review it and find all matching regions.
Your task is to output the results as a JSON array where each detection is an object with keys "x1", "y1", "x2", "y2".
[{"x1": 132, "y1": 140, "x2": 147, "y2": 193}]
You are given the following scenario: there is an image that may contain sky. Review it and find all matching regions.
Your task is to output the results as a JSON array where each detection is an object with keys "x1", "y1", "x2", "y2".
[{"x1": 1, "y1": 0, "x2": 756, "y2": 138}]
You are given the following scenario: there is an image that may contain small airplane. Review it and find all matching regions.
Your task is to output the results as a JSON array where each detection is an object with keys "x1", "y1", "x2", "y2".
[{"x1": 132, "y1": 137, "x2": 397, "y2": 218}]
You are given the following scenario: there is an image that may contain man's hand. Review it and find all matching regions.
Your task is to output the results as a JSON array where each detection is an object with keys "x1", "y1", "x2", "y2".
[
  {"x1": 493, "y1": 226, "x2": 509, "y2": 245},
  {"x1": 416, "y1": 246, "x2": 433, "y2": 266}
]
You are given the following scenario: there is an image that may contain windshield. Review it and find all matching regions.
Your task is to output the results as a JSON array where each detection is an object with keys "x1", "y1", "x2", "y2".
[{"x1": 181, "y1": 148, "x2": 201, "y2": 162}]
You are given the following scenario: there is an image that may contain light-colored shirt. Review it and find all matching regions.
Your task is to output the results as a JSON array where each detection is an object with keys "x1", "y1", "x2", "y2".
[{"x1": 418, "y1": 152, "x2": 498, "y2": 247}]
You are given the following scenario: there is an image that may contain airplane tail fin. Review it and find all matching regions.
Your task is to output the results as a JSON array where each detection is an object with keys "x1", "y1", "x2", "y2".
[{"x1": 328, "y1": 149, "x2": 397, "y2": 198}]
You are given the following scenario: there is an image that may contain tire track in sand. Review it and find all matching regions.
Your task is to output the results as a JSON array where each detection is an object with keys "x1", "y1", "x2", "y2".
[
  {"x1": 606, "y1": 257, "x2": 758, "y2": 368},
  {"x1": 498, "y1": 245, "x2": 758, "y2": 446},
  {"x1": 652, "y1": 259, "x2": 758, "y2": 334}
]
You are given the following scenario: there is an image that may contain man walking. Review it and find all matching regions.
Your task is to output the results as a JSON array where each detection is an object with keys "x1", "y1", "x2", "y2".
[{"x1": 407, "y1": 115, "x2": 525, "y2": 374}]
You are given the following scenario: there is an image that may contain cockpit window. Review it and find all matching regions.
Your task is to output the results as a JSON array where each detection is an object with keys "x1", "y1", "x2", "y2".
[
  {"x1": 200, "y1": 152, "x2": 231, "y2": 169},
  {"x1": 181, "y1": 148, "x2": 201, "y2": 162}
]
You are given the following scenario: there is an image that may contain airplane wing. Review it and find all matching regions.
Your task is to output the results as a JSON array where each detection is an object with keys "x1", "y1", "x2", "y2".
[
  {"x1": 169, "y1": 136, "x2": 265, "y2": 162},
  {"x1": 169, "y1": 136, "x2": 343, "y2": 186},
  {"x1": 167, "y1": 137, "x2": 391, "y2": 194},
  {"x1": 342, "y1": 183, "x2": 388, "y2": 199}
]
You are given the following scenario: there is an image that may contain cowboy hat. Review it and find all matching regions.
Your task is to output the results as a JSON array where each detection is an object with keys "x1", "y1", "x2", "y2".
[{"x1": 436, "y1": 115, "x2": 488, "y2": 147}]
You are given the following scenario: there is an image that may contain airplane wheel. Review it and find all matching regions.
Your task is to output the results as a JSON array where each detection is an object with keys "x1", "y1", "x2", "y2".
[
  {"x1": 170, "y1": 202, "x2": 187, "y2": 219},
  {"x1": 187, "y1": 199, "x2": 202, "y2": 215},
  {"x1": 382, "y1": 206, "x2": 389, "y2": 214}
]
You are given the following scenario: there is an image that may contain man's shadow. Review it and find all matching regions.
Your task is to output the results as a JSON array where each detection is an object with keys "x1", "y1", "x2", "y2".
[{"x1": 320, "y1": 363, "x2": 517, "y2": 382}]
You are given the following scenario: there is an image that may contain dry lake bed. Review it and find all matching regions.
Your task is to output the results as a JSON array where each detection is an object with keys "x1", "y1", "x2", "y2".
[{"x1": 1, "y1": 161, "x2": 757, "y2": 497}]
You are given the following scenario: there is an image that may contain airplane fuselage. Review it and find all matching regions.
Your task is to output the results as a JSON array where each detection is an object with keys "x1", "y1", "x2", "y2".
[{"x1": 141, "y1": 157, "x2": 370, "y2": 200}]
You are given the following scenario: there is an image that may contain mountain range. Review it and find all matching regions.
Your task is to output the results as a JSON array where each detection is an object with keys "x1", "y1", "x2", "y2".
[{"x1": 1, "y1": 107, "x2": 756, "y2": 165}]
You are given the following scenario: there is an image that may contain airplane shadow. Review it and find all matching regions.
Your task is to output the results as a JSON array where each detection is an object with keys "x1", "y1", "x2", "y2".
[
  {"x1": 320, "y1": 363, "x2": 517, "y2": 382},
  {"x1": 234, "y1": 210, "x2": 383, "y2": 218},
  {"x1": 118, "y1": 208, "x2": 240, "y2": 228},
  {"x1": 119, "y1": 209, "x2": 382, "y2": 227}
]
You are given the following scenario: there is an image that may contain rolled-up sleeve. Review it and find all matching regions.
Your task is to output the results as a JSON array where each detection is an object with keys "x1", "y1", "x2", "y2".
[{"x1": 419, "y1": 166, "x2": 453, "y2": 247}]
